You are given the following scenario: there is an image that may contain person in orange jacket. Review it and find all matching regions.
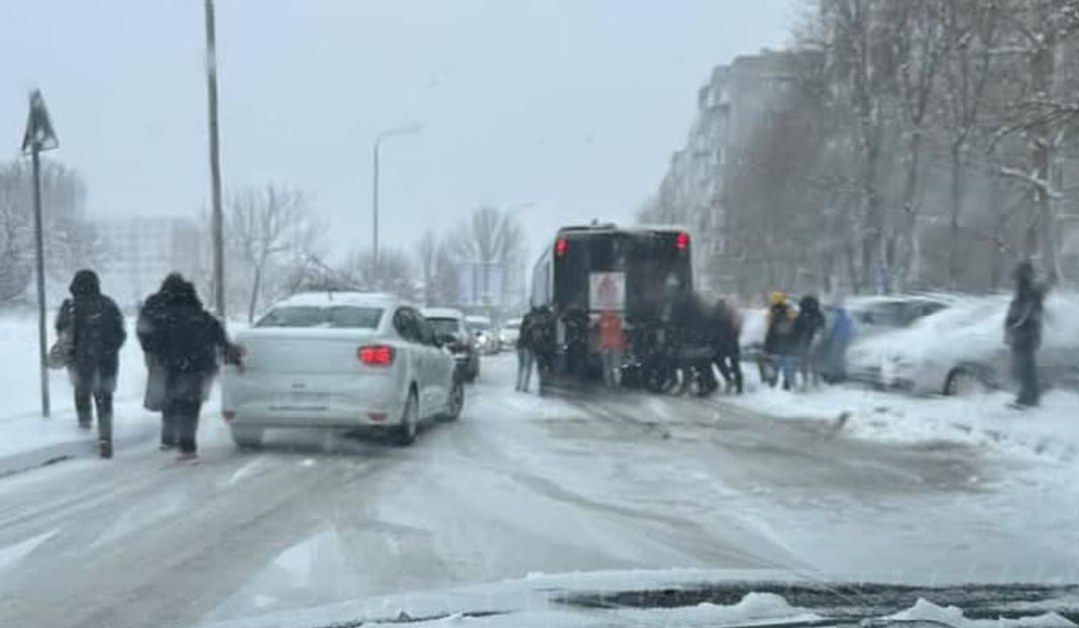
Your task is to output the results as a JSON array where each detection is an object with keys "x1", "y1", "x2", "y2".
[{"x1": 597, "y1": 309, "x2": 626, "y2": 388}]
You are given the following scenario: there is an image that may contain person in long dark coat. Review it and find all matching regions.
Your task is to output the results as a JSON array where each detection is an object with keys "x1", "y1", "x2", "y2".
[
  {"x1": 515, "y1": 309, "x2": 537, "y2": 392},
  {"x1": 137, "y1": 273, "x2": 183, "y2": 449},
  {"x1": 792, "y1": 295, "x2": 827, "y2": 388},
  {"x1": 55, "y1": 269, "x2": 126, "y2": 458},
  {"x1": 1005, "y1": 261, "x2": 1046, "y2": 407},
  {"x1": 142, "y1": 276, "x2": 239, "y2": 460},
  {"x1": 711, "y1": 299, "x2": 744, "y2": 394}
]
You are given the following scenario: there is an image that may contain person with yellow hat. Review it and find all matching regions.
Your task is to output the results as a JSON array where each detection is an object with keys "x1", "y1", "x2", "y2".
[{"x1": 764, "y1": 291, "x2": 798, "y2": 390}]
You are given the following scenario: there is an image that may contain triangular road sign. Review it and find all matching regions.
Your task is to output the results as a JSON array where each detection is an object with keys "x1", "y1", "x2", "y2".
[{"x1": 21, "y1": 89, "x2": 59, "y2": 154}]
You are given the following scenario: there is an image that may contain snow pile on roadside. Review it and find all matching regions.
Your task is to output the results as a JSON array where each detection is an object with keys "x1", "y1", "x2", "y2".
[
  {"x1": 725, "y1": 384, "x2": 1079, "y2": 464},
  {"x1": 884, "y1": 598, "x2": 1075, "y2": 628}
]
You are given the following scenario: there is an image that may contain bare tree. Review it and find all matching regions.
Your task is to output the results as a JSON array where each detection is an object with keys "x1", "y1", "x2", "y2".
[
  {"x1": 990, "y1": 0, "x2": 1079, "y2": 284},
  {"x1": 226, "y1": 184, "x2": 318, "y2": 322},
  {"x1": 450, "y1": 207, "x2": 525, "y2": 309},
  {"x1": 415, "y1": 229, "x2": 460, "y2": 307},
  {"x1": 0, "y1": 159, "x2": 100, "y2": 302},
  {"x1": 928, "y1": 0, "x2": 1006, "y2": 288},
  {"x1": 338, "y1": 248, "x2": 417, "y2": 301},
  {"x1": 889, "y1": 0, "x2": 953, "y2": 289},
  {"x1": 0, "y1": 167, "x2": 33, "y2": 303}
]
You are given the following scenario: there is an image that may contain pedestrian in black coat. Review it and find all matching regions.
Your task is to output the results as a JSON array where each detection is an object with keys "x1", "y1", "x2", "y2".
[
  {"x1": 711, "y1": 299, "x2": 743, "y2": 394},
  {"x1": 792, "y1": 295, "x2": 826, "y2": 388},
  {"x1": 55, "y1": 269, "x2": 126, "y2": 458},
  {"x1": 515, "y1": 309, "x2": 538, "y2": 392},
  {"x1": 141, "y1": 275, "x2": 238, "y2": 460},
  {"x1": 1005, "y1": 261, "x2": 1046, "y2": 407},
  {"x1": 137, "y1": 273, "x2": 183, "y2": 448}
]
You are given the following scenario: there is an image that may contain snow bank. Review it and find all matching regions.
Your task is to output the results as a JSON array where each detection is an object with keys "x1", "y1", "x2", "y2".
[
  {"x1": 885, "y1": 597, "x2": 1075, "y2": 628},
  {"x1": 725, "y1": 383, "x2": 1079, "y2": 466}
]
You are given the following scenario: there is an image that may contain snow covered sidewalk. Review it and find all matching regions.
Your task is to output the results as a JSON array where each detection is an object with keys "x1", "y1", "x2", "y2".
[
  {"x1": 723, "y1": 382, "x2": 1079, "y2": 466},
  {"x1": 0, "y1": 313, "x2": 158, "y2": 474}
]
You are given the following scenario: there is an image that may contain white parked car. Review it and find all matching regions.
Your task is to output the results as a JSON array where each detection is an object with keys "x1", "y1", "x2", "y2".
[
  {"x1": 500, "y1": 317, "x2": 523, "y2": 349},
  {"x1": 847, "y1": 293, "x2": 1079, "y2": 396},
  {"x1": 221, "y1": 292, "x2": 463, "y2": 448}
]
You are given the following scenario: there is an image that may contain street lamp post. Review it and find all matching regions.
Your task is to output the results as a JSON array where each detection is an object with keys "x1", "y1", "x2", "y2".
[{"x1": 372, "y1": 124, "x2": 422, "y2": 263}]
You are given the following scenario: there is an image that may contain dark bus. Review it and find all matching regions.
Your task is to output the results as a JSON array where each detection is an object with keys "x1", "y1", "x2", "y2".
[
  {"x1": 530, "y1": 223, "x2": 693, "y2": 385},
  {"x1": 531, "y1": 224, "x2": 693, "y2": 318}
]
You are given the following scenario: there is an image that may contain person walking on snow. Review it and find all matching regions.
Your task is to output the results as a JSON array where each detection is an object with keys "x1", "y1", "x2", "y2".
[
  {"x1": 598, "y1": 308, "x2": 626, "y2": 388},
  {"x1": 792, "y1": 294, "x2": 826, "y2": 388},
  {"x1": 820, "y1": 301, "x2": 854, "y2": 383},
  {"x1": 1005, "y1": 260, "x2": 1046, "y2": 408},
  {"x1": 711, "y1": 299, "x2": 743, "y2": 394},
  {"x1": 142, "y1": 275, "x2": 240, "y2": 461},
  {"x1": 763, "y1": 291, "x2": 798, "y2": 391},
  {"x1": 515, "y1": 308, "x2": 537, "y2": 392},
  {"x1": 137, "y1": 273, "x2": 184, "y2": 449},
  {"x1": 55, "y1": 269, "x2": 126, "y2": 459}
]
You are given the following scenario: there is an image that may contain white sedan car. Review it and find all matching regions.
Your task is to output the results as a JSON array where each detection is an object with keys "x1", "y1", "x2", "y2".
[
  {"x1": 848, "y1": 292, "x2": 1079, "y2": 396},
  {"x1": 221, "y1": 292, "x2": 463, "y2": 448}
]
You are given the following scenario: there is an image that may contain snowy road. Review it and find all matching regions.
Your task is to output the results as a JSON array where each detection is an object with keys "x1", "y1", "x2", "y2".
[{"x1": 1, "y1": 355, "x2": 1077, "y2": 627}]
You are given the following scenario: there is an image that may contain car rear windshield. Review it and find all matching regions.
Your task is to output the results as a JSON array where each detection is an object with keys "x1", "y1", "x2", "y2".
[
  {"x1": 427, "y1": 318, "x2": 460, "y2": 337},
  {"x1": 256, "y1": 306, "x2": 383, "y2": 329}
]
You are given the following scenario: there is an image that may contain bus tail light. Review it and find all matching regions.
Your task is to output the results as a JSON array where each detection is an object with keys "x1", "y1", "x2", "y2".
[
  {"x1": 555, "y1": 238, "x2": 569, "y2": 256},
  {"x1": 676, "y1": 232, "x2": 689, "y2": 250}
]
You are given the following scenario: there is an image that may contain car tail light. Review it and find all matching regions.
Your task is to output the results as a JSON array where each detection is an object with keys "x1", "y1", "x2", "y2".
[
  {"x1": 555, "y1": 238, "x2": 568, "y2": 256},
  {"x1": 675, "y1": 232, "x2": 689, "y2": 250},
  {"x1": 358, "y1": 345, "x2": 395, "y2": 366}
]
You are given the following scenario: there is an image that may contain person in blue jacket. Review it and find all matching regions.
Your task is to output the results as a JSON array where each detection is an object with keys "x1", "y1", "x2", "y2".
[{"x1": 819, "y1": 301, "x2": 854, "y2": 384}]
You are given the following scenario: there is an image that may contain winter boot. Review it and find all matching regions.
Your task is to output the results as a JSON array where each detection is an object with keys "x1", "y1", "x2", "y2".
[
  {"x1": 177, "y1": 451, "x2": 199, "y2": 464},
  {"x1": 99, "y1": 439, "x2": 113, "y2": 459}
]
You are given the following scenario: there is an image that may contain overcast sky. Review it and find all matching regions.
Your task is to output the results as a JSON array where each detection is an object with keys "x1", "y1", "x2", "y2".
[{"x1": 1, "y1": 0, "x2": 793, "y2": 261}]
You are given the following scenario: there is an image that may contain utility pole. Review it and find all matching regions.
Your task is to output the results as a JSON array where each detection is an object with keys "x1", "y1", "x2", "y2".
[
  {"x1": 372, "y1": 140, "x2": 380, "y2": 262},
  {"x1": 371, "y1": 124, "x2": 423, "y2": 265},
  {"x1": 21, "y1": 89, "x2": 59, "y2": 418},
  {"x1": 205, "y1": 0, "x2": 226, "y2": 319}
]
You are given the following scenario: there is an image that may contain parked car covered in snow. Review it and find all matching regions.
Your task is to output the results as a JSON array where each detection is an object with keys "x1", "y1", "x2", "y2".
[
  {"x1": 847, "y1": 293, "x2": 1079, "y2": 396},
  {"x1": 844, "y1": 294, "x2": 954, "y2": 339}
]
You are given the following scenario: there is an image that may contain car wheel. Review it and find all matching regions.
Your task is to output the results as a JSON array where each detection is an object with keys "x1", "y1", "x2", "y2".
[
  {"x1": 944, "y1": 367, "x2": 987, "y2": 397},
  {"x1": 392, "y1": 390, "x2": 419, "y2": 446},
  {"x1": 231, "y1": 426, "x2": 264, "y2": 449},
  {"x1": 443, "y1": 377, "x2": 464, "y2": 421}
]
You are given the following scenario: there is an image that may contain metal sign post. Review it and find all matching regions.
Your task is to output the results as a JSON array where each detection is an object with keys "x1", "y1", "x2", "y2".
[{"x1": 21, "y1": 89, "x2": 59, "y2": 418}]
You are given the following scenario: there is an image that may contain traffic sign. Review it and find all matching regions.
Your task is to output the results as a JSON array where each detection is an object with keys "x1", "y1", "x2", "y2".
[
  {"x1": 589, "y1": 272, "x2": 625, "y2": 311},
  {"x1": 21, "y1": 89, "x2": 59, "y2": 155}
]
